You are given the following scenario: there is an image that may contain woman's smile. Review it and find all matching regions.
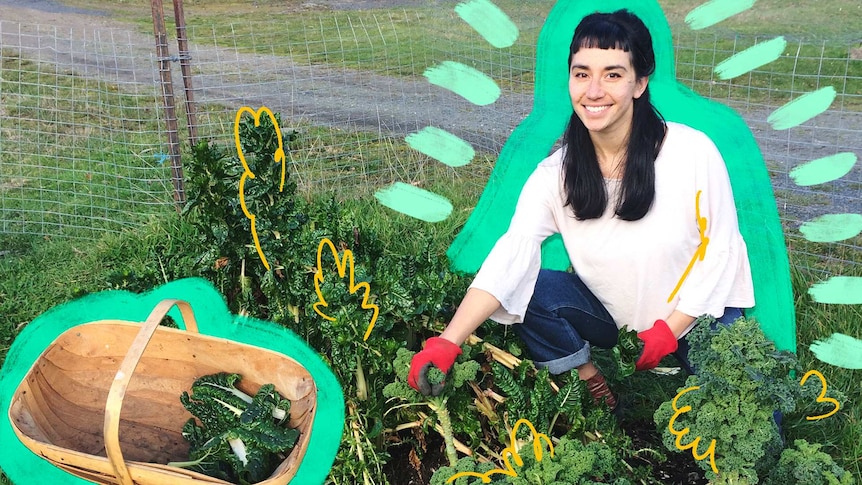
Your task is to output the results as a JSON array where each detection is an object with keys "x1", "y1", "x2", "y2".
[{"x1": 568, "y1": 47, "x2": 647, "y2": 138}]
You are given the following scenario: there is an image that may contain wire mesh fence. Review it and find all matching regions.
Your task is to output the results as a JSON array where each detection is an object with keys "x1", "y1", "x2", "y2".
[
  {"x1": 0, "y1": 7, "x2": 859, "y2": 271},
  {"x1": 0, "y1": 20, "x2": 176, "y2": 239}
]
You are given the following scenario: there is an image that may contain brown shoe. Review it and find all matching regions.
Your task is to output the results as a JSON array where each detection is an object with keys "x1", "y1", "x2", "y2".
[{"x1": 585, "y1": 372, "x2": 617, "y2": 411}]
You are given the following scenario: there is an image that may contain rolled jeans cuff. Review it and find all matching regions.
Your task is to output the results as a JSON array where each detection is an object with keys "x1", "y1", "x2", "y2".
[{"x1": 534, "y1": 343, "x2": 591, "y2": 375}]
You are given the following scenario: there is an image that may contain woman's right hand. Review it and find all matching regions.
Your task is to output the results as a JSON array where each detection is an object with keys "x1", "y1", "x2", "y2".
[{"x1": 408, "y1": 337, "x2": 462, "y2": 396}]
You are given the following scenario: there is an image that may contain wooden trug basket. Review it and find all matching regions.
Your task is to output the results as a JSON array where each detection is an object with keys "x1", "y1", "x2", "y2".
[{"x1": 8, "y1": 299, "x2": 317, "y2": 485}]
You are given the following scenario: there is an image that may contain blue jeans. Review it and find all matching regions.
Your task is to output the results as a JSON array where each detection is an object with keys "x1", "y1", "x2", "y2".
[{"x1": 513, "y1": 269, "x2": 743, "y2": 375}]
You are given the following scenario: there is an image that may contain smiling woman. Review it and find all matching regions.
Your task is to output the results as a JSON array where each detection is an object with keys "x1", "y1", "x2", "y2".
[{"x1": 410, "y1": 9, "x2": 755, "y2": 417}]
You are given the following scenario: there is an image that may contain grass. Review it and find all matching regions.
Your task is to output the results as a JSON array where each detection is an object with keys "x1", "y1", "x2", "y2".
[
  {"x1": 786, "y1": 244, "x2": 862, "y2": 480},
  {"x1": 0, "y1": 49, "x2": 176, "y2": 239},
  {"x1": 56, "y1": 0, "x2": 862, "y2": 109},
  {"x1": 0, "y1": 45, "x2": 492, "y2": 239}
]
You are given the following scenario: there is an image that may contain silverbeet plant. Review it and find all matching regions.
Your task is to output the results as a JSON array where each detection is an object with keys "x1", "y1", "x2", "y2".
[{"x1": 169, "y1": 372, "x2": 299, "y2": 485}]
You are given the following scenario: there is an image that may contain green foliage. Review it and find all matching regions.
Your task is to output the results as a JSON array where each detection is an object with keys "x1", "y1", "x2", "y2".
[
  {"x1": 429, "y1": 437, "x2": 629, "y2": 485},
  {"x1": 611, "y1": 326, "x2": 642, "y2": 380},
  {"x1": 384, "y1": 347, "x2": 482, "y2": 466},
  {"x1": 183, "y1": 115, "x2": 311, "y2": 315},
  {"x1": 765, "y1": 439, "x2": 855, "y2": 485},
  {"x1": 172, "y1": 373, "x2": 299, "y2": 484},
  {"x1": 654, "y1": 316, "x2": 847, "y2": 483},
  {"x1": 490, "y1": 361, "x2": 585, "y2": 439},
  {"x1": 384, "y1": 348, "x2": 479, "y2": 405}
]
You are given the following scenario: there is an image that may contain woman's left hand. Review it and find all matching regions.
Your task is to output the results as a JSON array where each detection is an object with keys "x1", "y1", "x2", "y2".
[{"x1": 635, "y1": 319, "x2": 678, "y2": 370}]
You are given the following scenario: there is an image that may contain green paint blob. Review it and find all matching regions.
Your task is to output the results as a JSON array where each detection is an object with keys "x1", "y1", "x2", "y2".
[
  {"x1": 790, "y1": 152, "x2": 858, "y2": 186},
  {"x1": 811, "y1": 333, "x2": 862, "y2": 370},
  {"x1": 685, "y1": 0, "x2": 757, "y2": 30},
  {"x1": 808, "y1": 276, "x2": 862, "y2": 304},
  {"x1": 455, "y1": 0, "x2": 519, "y2": 49},
  {"x1": 406, "y1": 126, "x2": 475, "y2": 167},
  {"x1": 424, "y1": 61, "x2": 501, "y2": 106},
  {"x1": 0, "y1": 279, "x2": 344, "y2": 485},
  {"x1": 446, "y1": 0, "x2": 796, "y2": 352},
  {"x1": 374, "y1": 182, "x2": 453, "y2": 222},
  {"x1": 714, "y1": 36, "x2": 786, "y2": 80},
  {"x1": 767, "y1": 86, "x2": 837, "y2": 130},
  {"x1": 800, "y1": 213, "x2": 862, "y2": 243}
]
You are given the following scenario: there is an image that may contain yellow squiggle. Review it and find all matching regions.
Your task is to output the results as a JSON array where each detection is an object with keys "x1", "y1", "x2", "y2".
[
  {"x1": 800, "y1": 369, "x2": 840, "y2": 420},
  {"x1": 234, "y1": 106, "x2": 287, "y2": 271},
  {"x1": 446, "y1": 418, "x2": 554, "y2": 483},
  {"x1": 668, "y1": 190, "x2": 710, "y2": 302},
  {"x1": 313, "y1": 237, "x2": 380, "y2": 341},
  {"x1": 668, "y1": 385, "x2": 719, "y2": 475}
]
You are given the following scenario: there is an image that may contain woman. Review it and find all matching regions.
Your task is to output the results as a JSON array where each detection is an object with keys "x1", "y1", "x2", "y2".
[{"x1": 408, "y1": 9, "x2": 754, "y2": 410}]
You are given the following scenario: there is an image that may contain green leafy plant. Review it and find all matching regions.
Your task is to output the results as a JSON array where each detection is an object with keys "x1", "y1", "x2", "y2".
[
  {"x1": 170, "y1": 372, "x2": 299, "y2": 484},
  {"x1": 490, "y1": 361, "x2": 585, "y2": 439},
  {"x1": 654, "y1": 316, "x2": 847, "y2": 484},
  {"x1": 429, "y1": 436, "x2": 631, "y2": 485},
  {"x1": 182, "y1": 113, "x2": 308, "y2": 315},
  {"x1": 765, "y1": 439, "x2": 855, "y2": 485},
  {"x1": 611, "y1": 326, "x2": 642, "y2": 379},
  {"x1": 384, "y1": 347, "x2": 480, "y2": 466}
]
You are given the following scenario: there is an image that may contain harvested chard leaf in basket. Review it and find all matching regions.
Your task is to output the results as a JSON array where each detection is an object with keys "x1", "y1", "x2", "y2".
[
  {"x1": 169, "y1": 372, "x2": 299, "y2": 485},
  {"x1": 613, "y1": 326, "x2": 643, "y2": 378}
]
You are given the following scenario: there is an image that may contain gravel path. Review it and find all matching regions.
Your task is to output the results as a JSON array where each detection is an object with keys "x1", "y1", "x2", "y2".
[
  {"x1": 0, "y1": 0, "x2": 528, "y2": 153},
  {"x1": 1, "y1": 0, "x2": 859, "y2": 224}
]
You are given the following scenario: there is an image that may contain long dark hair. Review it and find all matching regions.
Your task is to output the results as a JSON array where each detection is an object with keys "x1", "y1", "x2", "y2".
[{"x1": 562, "y1": 9, "x2": 666, "y2": 221}]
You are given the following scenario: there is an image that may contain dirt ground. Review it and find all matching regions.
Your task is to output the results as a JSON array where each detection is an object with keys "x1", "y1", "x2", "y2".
[{"x1": 1, "y1": 0, "x2": 859, "y2": 223}]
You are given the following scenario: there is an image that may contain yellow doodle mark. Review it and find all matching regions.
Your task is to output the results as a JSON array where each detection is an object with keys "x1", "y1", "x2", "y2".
[
  {"x1": 800, "y1": 369, "x2": 840, "y2": 420},
  {"x1": 668, "y1": 190, "x2": 710, "y2": 303},
  {"x1": 446, "y1": 418, "x2": 554, "y2": 483},
  {"x1": 313, "y1": 237, "x2": 380, "y2": 341},
  {"x1": 668, "y1": 386, "x2": 719, "y2": 475},
  {"x1": 235, "y1": 106, "x2": 287, "y2": 271}
]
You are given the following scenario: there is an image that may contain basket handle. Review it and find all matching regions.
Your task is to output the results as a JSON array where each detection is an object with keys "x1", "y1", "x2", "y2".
[{"x1": 103, "y1": 299, "x2": 200, "y2": 485}]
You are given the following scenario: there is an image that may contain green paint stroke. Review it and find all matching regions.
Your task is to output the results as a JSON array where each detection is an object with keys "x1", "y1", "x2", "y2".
[
  {"x1": 800, "y1": 213, "x2": 862, "y2": 243},
  {"x1": 811, "y1": 333, "x2": 862, "y2": 370},
  {"x1": 714, "y1": 37, "x2": 786, "y2": 80},
  {"x1": 685, "y1": 0, "x2": 756, "y2": 30},
  {"x1": 424, "y1": 61, "x2": 501, "y2": 106},
  {"x1": 767, "y1": 86, "x2": 837, "y2": 130},
  {"x1": 790, "y1": 152, "x2": 858, "y2": 186},
  {"x1": 455, "y1": 0, "x2": 519, "y2": 49},
  {"x1": 808, "y1": 276, "x2": 862, "y2": 304},
  {"x1": 374, "y1": 182, "x2": 453, "y2": 222},
  {"x1": 406, "y1": 126, "x2": 475, "y2": 168}
]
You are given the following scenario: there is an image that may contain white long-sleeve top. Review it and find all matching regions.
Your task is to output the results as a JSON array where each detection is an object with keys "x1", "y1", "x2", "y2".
[{"x1": 470, "y1": 122, "x2": 755, "y2": 336}]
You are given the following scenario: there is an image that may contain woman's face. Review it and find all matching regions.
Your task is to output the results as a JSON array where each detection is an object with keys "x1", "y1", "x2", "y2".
[{"x1": 568, "y1": 47, "x2": 648, "y2": 139}]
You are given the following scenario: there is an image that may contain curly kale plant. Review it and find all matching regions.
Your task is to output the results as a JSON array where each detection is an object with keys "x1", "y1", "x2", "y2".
[
  {"x1": 429, "y1": 436, "x2": 629, "y2": 485},
  {"x1": 169, "y1": 372, "x2": 299, "y2": 484},
  {"x1": 383, "y1": 347, "x2": 480, "y2": 467},
  {"x1": 654, "y1": 316, "x2": 846, "y2": 484},
  {"x1": 765, "y1": 439, "x2": 854, "y2": 485}
]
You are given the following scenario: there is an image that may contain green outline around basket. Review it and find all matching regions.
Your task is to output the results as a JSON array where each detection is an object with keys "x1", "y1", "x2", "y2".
[{"x1": 0, "y1": 277, "x2": 343, "y2": 485}]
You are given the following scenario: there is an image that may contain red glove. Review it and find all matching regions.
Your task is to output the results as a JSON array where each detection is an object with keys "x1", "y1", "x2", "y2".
[
  {"x1": 408, "y1": 337, "x2": 462, "y2": 396},
  {"x1": 635, "y1": 319, "x2": 678, "y2": 371}
]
